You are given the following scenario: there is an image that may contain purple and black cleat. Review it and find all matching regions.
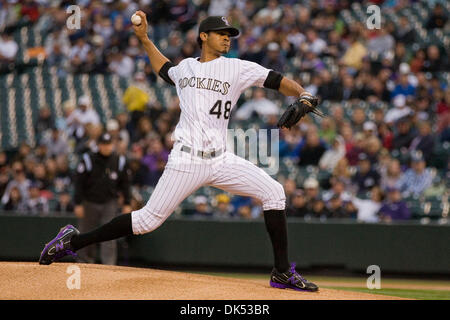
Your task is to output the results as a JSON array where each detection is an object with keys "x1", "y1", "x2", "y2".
[
  {"x1": 270, "y1": 263, "x2": 319, "y2": 292},
  {"x1": 39, "y1": 225, "x2": 79, "y2": 265}
]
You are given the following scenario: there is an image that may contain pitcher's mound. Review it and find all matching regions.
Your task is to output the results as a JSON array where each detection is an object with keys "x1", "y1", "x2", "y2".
[{"x1": 0, "y1": 262, "x2": 404, "y2": 300}]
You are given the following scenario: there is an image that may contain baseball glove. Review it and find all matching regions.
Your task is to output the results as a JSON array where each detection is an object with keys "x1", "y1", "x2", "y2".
[{"x1": 277, "y1": 93, "x2": 324, "y2": 129}]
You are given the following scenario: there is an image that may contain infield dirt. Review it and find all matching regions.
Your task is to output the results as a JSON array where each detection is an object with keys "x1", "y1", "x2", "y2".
[{"x1": 0, "y1": 262, "x2": 407, "y2": 300}]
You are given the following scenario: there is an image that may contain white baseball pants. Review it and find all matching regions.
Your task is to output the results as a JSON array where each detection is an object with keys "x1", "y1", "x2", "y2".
[{"x1": 131, "y1": 142, "x2": 286, "y2": 235}]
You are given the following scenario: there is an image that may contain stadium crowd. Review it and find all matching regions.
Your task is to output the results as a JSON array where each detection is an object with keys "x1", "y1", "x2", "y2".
[{"x1": 0, "y1": 0, "x2": 449, "y2": 223}]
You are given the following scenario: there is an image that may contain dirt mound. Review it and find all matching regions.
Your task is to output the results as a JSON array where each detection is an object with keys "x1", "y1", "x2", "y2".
[{"x1": 0, "y1": 262, "x2": 405, "y2": 300}]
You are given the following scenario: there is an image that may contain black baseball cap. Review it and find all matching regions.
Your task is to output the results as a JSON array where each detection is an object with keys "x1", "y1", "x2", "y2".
[
  {"x1": 98, "y1": 133, "x2": 113, "y2": 144},
  {"x1": 197, "y1": 16, "x2": 239, "y2": 44}
]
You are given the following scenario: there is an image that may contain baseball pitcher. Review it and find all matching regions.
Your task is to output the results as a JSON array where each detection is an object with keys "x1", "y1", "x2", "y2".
[{"x1": 39, "y1": 12, "x2": 323, "y2": 292}]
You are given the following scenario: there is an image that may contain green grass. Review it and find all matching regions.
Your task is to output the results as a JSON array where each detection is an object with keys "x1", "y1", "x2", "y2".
[
  {"x1": 191, "y1": 271, "x2": 450, "y2": 300},
  {"x1": 324, "y1": 286, "x2": 450, "y2": 300}
]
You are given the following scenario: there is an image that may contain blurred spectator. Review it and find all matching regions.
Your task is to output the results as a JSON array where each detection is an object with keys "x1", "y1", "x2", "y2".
[
  {"x1": 311, "y1": 199, "x2": 330, "y2": 220},
  {"x1": 346, "y1": 132, "x2": 365, "y2": 166},
  {"x1": 25, "y1": 182, "x2": 49, "y2": 215},
  {"x1": 1, "y1": 162, "x2": 31, "y2": 206},
  {"x1": 42, "y1": 128, "x2": 70, "y2": 158},
  {"x1": 330, "y1": 104, "x2": 345, "y2": 129},
  {"x1": 364, "y1": 136, "x2": 382, "y2": 164},
  {"x1": 36, "y1": 106, "x2": 53, "y2": 139},
  {"x1": 142, "y1": 137, "x2": 169, "y2": 187},
  {"x1": 300, "y1": 50, "x2": 326, "y2": 73},
  {"x1": 295, "y1": 129, "x2": 327, "y2": 166},
  {"x1": 66, "y1": 95, "x2": 100, "y2": 141},
  {"x1": 351, "y1": 107, "x2": 366, "y2": 132},
  {"x1": 340, "y1": 34, "x2": 367, "y2": 71},
  {"x1": 398, "y1": 153, "x2": 433, "y2": 197},
  {"x1": 319, "y1": 136, "x2": 345, "y2": 172},
  {"x1": 323, "y1": 178, "x2": 352, "y2": 203},
  {"x1": 20, "y1": 0, "x2": 40, "y2": 23},
  {"x1": 170, "y1": 0, "x2": 198, "y2": 33},
  {"x1": 193, "y1": 195, "x2": 212, "y2": 217},
  {"x1": 74, "y1": 123, "x2": 103, "y2": 155},
  {"x1": 0, "y1": 32, "x2": 18, "y2": 73},
  {"x1": 213, "y1": 193, "x2": 233, "y2": 218},
  {"x1": 69, "y1": 37, "x2": 91, "y2": 72},
  {"x1": 279, "y1": 128, "x2": 303, "y2": 158},
  {"x1": 368, "y1": 78, "x2": 391, "y2": 102},
  {"x1": 317, "y1": 69, "x2": 342, "y2": 101},
  {"x1": 303, "y1": 177, "x2": 320, "y2": 212},
  {"x1": 131, "y1": 116, "x2": 153, "y2": 143},
  {"x1": 55, "y1": 190, "x2": 75, "y2": 215},
  {"x1": 0, "y1": 166, "x2": 9, "y2": 198},
  {"x1": 395, "y1": 16, "x2": 415, "y2": 43},
  {"x1": 286, "y1": 189, "x2": 308, "y2": 218},
  {"x1": 423, "y1": 45, "x2": 448, "y2": 73},
  {"x1": 2, "y1": 186, "x2": 26, "y2": 212},
  {"x1": 391, "y1": 73, "x2": 416, "y2": 99},
  {"x1": 425, "y1": 3, "x2": 448, "y2": 29},
  {"x1": 410, "y1": 49, "x2": 426, "y2": 73},
  {"x1": 408, "y1": 121, "x2": 435, "y2": 163},
  {"x1": 378, "y1": 122, "x2": 394, "y2": 150},
  {"x1": 106, "y1": 119, "x2": 121, "y2": 144},
  {"x1": 261, "y1": 42, "x2": 286, "y2": 72},
  {"x1": 378, "y1": 187, "x2": 411, "y2": 222},
  {"x1": 392, "y1": 116, "x2": 416, "y2": 151},
  {"x1": 362, "y1": 121, "x2": 377, "y2": 139},
  {"x1": 380, "y1": 158, "x2": 403, "y2": 191},
  {"x1": 351, "y1": 153, "x2": 380, "y2": 194},
  {"x1": 331, "y1": 157, "x2": 352, "y2": 187},
  {"x1": 122, "y1": 72, "x2": 151, "y2": 128},
  {"x1": 249, "y1": 198, "x2": 263, "y2": 219},
  {"x1": 108, "y1": 50, "x2": 135, "y2": 78},
  {"x1": 54, "y1": 155, "x2": 72, "y2": 193},
  {"x1": 367, "y1": 28, "x2": 395, "y2": 57},
  {"x1": 237, "y1": 204, "x2": 253, "y2": 219},
  {"x1": 327, "y1": 194, "x2": 345, "y2": 218},
  {"x1": 352, "y1": 186, "x2": 384, "y2": 223},
  {"x1": 305, "y1": 29, "x2": 326, "y2": 55},
  {"x1": 116, "y1": 113, "x2": 131, "y2": 147},
  {"x1": 328, "y1": 194, "x2": 356, "y2": 219},
  {"x1": 283, "y1": 178, "x2": 297, "y2": 206},
  {"x1": 31, "y1": 163, "x2": 50, "y2": 190},
  {"x1": 128, "y1": 156, "x2": 150, "y2": 188},
  {"x1": 255, "y1": 0, "x2": 282, "y2": 25},
  {"x1": 234, "y1": 88, "x2": 279, "y2": 120},
  {"x1": 318, "y1": 118, "x2": 336, "y2": 145}
]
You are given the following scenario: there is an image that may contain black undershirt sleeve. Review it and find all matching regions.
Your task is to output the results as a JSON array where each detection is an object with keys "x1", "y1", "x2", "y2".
[
  {"x1": 263, "y1": 70, "x2": 283, "y2": 90},
  {"x1": 158, "y1": 61, "x2": 175, "y2": 86}
]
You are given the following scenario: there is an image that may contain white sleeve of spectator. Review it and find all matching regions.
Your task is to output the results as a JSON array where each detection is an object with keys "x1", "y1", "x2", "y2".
[{"x1": 238, "y1": 59, "x2": 271, "y2": 91}]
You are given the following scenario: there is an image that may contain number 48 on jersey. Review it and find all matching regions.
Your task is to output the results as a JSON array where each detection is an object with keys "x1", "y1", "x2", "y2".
[{"x1": 209, "y1": 100, "x2": 232, "y2": 119}]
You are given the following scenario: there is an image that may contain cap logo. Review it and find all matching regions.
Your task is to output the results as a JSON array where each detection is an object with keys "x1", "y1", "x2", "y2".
[{"x1": 221, "y1": 17, "x2": 230, "y2": 26}]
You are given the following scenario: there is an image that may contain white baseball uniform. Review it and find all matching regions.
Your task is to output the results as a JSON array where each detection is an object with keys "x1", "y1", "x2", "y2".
[{"x1": 131, "y1": 56, "x2": 286, "y2": 234}]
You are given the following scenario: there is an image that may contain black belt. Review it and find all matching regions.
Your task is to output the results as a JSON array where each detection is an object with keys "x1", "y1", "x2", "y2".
[{"x1": 180, "y1": 145, "x2": 223, "y2": 159}]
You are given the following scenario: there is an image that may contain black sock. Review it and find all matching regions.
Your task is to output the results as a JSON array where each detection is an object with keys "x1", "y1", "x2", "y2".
[
  {"x1": 71, "y1": 213, "x2": 133, "y2": 251},
  {"x1": 263, "y1": 209, "x2": 289, "y2": 273}
]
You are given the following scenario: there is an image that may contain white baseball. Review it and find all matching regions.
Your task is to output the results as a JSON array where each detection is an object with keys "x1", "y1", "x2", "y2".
[{"x1": 131, "y1": 14, "x2": 142, "y2": 26}]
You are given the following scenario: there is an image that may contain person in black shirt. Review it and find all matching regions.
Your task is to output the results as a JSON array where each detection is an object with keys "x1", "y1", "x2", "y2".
[
  {"x1": 352, "y1": 153, "x2": 380, "y2": 194},
  {"x1": 426, "y1": 4, "x2": 448, "y2": 29},
  {"x1": 286, "y1": 189, "x2": 309, "y2": 218},
  {"x1": 74, "y1": 133, "x2": 131, "y2": 265}
]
